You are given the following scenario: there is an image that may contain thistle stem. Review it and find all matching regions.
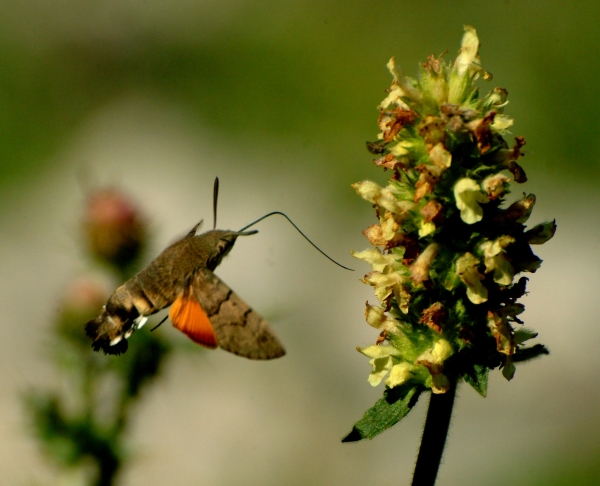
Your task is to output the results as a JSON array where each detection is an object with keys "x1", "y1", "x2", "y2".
[{"x1": 411, "y1": 381, "x2": 457, "y2": 486}]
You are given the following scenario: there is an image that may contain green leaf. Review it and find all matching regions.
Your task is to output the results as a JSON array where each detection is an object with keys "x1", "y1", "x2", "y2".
[
  {"x1": 114, "y1": 330, "x2": 171, "y2": 398},
  {"x1": 462, "y1": 363, "x2": 489, "y2": 397},
  {"x1": 513, "y1": 344, "x2": 549, "y2": 363},
  {"x1": 342, "y1": 384, "x2": 424, "y2": 442},
  {"x1": 513, "y1": 328, "x2": 538, "y2": 345},
  {"x1": 502, "y1": 358, "x2": 516, "y2": 380}
]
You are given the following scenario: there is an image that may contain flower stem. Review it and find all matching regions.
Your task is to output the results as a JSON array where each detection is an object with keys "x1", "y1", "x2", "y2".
[{"x1": 411, "y1": 381, "x2": 457, "y2": 486}]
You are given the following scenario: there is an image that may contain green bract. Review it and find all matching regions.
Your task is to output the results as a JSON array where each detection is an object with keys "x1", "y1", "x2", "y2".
[{"x1": 345, "y1": 26, "x2": 555, "y2": 442}]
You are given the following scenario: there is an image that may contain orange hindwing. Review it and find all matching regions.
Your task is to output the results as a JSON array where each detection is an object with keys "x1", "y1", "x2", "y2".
[{"x1": 169, "y1": 293, "x2": 218, "y2": 349}]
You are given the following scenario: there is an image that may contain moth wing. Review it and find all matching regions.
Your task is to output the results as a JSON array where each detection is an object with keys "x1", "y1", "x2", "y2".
[
  {"x1": 192, "y1": 268, "x2": 286, "y2": 360},
  {"x1": 169, "y1": 293, "x2": 218, "y2": 349}
]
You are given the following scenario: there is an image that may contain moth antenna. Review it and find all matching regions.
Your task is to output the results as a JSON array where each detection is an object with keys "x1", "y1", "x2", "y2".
[
  {"x1": 187, "y1": 220, "x2": 203, "y2": 237},
  {"x1": 213, "y1": 177, "x2": 219, "y2": 230},
  {"x1": 150, "y1": 314, "x2": 169, "y2": 332},
  {"x1": 239, "y1": 211, "x2": 354, "y2": 271}
]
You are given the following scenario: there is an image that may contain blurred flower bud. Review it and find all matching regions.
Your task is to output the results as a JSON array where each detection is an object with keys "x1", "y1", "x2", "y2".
[
  {"x1": 84, "y1": 188, "x2": 146, "y2": 270},
  {"x1": 57, "y1": 277, "x2": 108, "y2": 346}
]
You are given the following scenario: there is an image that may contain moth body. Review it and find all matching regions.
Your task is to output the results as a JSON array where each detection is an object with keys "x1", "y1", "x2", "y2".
[{"x1": 85, "y1": 227, "x2": 285, "y2": 360}]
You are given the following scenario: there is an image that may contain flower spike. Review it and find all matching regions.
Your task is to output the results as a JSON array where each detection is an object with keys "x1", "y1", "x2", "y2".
[{"x1": 345, "y1": 26, "x2": 555, "y2": 443}]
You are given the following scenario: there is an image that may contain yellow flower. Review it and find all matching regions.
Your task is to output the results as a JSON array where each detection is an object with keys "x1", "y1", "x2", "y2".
[
  {"x1": 352, "y1": 181, "x2": 415, "y2": 216},
  {"x1": 360, "y1": 272, "x2": 412, "y2": 313},
  {"x1": 453, "y1": 25, "x2": 481, "y2": 78},
  {"x1": 491, "y1": 305, "x2": 524, "y2": 350},
  {"x1": 359, "y1": 345, "x2": 402, "y2": 386},
  {"x1": 455, "y1": 252, "x2": 488, "y2": 304},
  {"x1": 449, "y1": 25, "x2": 491, "y2": 104},
  {"x1": 454, "y1": 178, "x2": 489, "y2": 224},
  {"x1": 416, "y1": 339, "x2": 454, "y2": 394},
  {"x1": 428, "y1": 142, "x2": 452, "y2": 169},
  {"x1": 418, "y1": 221, "x2": 436, "y2": 238},
  {"x1": 385, "y1": 57, "x2": 423, "y2": 103},
  {"x1": 482, "y1": 173, "x2": 511, "y2": 199},
  {"x1": 480, "y1": 235, "x2": 515, "y2": 286},
  {"x1": 352, "y1": 248, "x2": 402, "y2": 273},
  {"x1": 386, "y1": 362, "x2": 415, "y2": 388},
  {"x1": 364, "y1": 302, "x2": 400, "y2": 333}
]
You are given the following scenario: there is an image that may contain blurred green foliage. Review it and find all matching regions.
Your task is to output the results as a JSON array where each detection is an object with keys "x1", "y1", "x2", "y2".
[
  {"x1": 2, "y1": 0, "x2": 599, "y2": 196},
  {"x1": 25, "y1": 187, "x2": 172, "y2": 485},
  {"x1": 26, "y1": 293, "x2": 171, "y2": 485}
]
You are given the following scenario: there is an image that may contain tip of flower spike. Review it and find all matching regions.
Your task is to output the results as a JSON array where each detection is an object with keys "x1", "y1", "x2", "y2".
[
  {"x1": 454, "y1": 25, "x2": 492, "y2": 80},
  {"x1": 386, "y1": 57, "x2": 422, "y2": 103}
]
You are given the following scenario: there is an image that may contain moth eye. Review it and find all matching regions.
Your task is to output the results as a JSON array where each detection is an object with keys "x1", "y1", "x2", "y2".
[{"x1": 217, "y1": 239, "x2": 229, "y2": 253}]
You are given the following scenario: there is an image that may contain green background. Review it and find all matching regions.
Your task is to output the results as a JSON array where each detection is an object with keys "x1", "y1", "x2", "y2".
[{"x1": 1, "y1": 1, "x2": 598, "y2": 484}]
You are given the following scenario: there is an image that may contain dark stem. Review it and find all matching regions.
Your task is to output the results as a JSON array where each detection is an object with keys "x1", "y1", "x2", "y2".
[{"x1": 411, "y1": 381, "x2": 457, "y2": 486}]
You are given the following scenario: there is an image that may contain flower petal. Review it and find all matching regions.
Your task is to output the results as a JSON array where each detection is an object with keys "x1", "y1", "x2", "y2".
[
  {"x1": 454, "y1": 178, "x2": 489, "y2": 224},
  {"x1": 428, "y1": 142, "x2": 452, "y2": 169},
  {"x1": 352, "y1": 248, "x2": 401, "y2": 273},
  {"x1": 482, "y1": 173, "x2": 511, "y2": 199},
  {"x1": 367, "y1": 356, "x2": 394, "y2": 386},
  {"x1": 365, "y1": 303, "x2": 400, "y2": 333},
  {"x1": 454, "y1": 25, "x2": 481, "y2": 78},
  {"x1": 352, "y1": 181, "x2": 415, "y2": 216},
  {"x1": 480, "y1": 236, "x2": 515, "y2": 286},
  {"x1": 359, "y1": 344, "x2": 401, "y2": 359},
  {"x1": 386, "y1": 57, "x2": 423, "y2": 103},
  {"x1": 410, "y1": 243, "x2": 440, "y2": 285},
  {"x1": 385, "y1": 362, "x2": 414, "y2": 388},
  {"x1": 487, "y1": 310, "x2": 516, "y2": 356},
  {"x1": 456, "y1": 252, "x2": 488, "y2": 304},
  {"x1": 416, "y1": 340, "x2": 454, "y2": 394}
]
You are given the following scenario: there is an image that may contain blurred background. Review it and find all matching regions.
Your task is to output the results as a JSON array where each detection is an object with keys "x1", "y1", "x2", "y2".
[{"x1": 0, "y1": 0, "x2": 598, "y2": 484}]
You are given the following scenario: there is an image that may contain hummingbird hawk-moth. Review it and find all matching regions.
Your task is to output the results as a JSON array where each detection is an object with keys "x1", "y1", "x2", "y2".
[{"x1": 85, "y1": 179, "x2": 286, "y2": 359}]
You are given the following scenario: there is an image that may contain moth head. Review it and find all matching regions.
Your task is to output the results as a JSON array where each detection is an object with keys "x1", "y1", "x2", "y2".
[{"x1": 198, "y1": 229, "x2": 257, "y2": 271}]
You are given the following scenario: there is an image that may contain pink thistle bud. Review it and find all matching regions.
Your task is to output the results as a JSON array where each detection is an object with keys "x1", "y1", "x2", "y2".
[{"x1": 84, "y1": 188, "x2": 147, "y2": 270}]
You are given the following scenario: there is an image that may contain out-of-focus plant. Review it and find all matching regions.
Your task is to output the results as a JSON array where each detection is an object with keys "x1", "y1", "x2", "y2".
[
  {"x1": 343, "y1": 26, "x2": 556, "y2": 485},
  {"x1": 25, "y1": 188, "x2": 171, "y2": 486}
]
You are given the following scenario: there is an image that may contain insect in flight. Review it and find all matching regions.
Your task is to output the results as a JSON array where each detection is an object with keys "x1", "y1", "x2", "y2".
[{"x1": 85, "y1": 178, "x2": 351, "y2": 359}]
